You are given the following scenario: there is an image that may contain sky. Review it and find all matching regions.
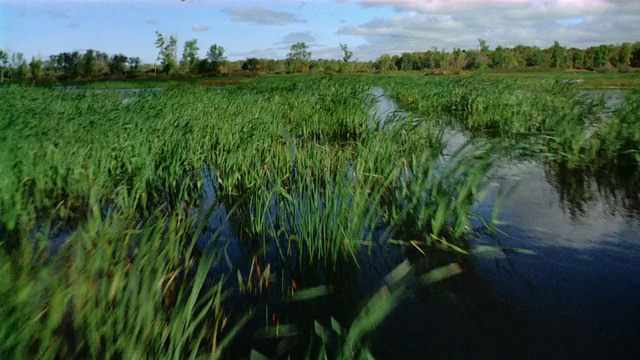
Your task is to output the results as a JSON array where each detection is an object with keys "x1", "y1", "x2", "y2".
[{"x1": 1, "y1": 0, "x2": 639, "y2": 63}]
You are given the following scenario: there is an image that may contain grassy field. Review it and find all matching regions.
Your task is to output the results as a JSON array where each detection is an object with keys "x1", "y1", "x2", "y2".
[{"x1": 1, "y1": 74, "x2": 638, "y2": 358}]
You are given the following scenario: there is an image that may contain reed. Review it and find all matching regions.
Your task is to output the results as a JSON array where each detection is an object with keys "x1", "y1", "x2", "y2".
[{"x1": 1, "y1": 75, "x2": 507, "y2": 358}]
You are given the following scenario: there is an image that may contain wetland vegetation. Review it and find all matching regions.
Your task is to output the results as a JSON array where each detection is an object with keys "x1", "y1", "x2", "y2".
[{"x1": 1, "y1": 73, "x2": 639, "y2": 358}]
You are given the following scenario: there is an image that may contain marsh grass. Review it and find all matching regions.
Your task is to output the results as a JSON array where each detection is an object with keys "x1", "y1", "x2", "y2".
[
  {"x1": 1, "y1": 76, "x2": 508, "y2": 358},
  {"x1": 377, "y1": 74, "x2": 640, "y2": 169}
]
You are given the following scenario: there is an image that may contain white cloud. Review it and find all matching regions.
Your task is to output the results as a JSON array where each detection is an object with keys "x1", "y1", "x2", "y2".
[
  {"x1": 67, "y1": 22, "x2": 81, "y2": 28},
  {"x1": 341, "y1": 0, "x2": 640, "y2": 59},
  {"x1": 281, "y1": 32, "x2": 316, "y2": 44},
  {"x1": 312, "y1": 45, "x2": 344, "y2": 59},
  {"x1": 47, "y1": 9, "x2": 70, "y2": 19},
  {"x1": 360, "y1": 0, "x2": 610, "y2": 13},
  {"x1": 223, "y1": 6, "x2": 304, "y2": 25},
  {"x1": 229, "y1": 48, "x2": 281, "y2": 59},
  {"x1": 192, "y1": 23, "x2": 209, "y2": 31}
]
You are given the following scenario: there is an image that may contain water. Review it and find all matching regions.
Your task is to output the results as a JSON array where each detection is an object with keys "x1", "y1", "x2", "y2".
[
  {"x1": 198, "y1": 88, "x2": 640, "y2": 357},
  {"x1": 366, "y1": 91, "x2": 640, "y2": 358}
]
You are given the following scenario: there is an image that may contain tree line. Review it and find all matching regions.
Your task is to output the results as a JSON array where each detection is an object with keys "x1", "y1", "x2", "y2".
[
  {"x1": 373, "y1": 40, "x2": 640, "y2": 73},
  {"x1": 1, "y1": 37, "x2": 639, "y2": 83}
]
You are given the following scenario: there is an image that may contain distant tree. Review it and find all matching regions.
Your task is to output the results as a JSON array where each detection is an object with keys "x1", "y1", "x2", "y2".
[
  {"x1": 397, "y1": 52, "x2": 417, "y2": 71},
  {"x1": 631, "y1": 42, "x2": 640, "y2": 68},
  {"x1": 95, "y1": 51, "x2": 110, "y2": 75},
  {"x1": 273, "y1": 59, "x2": 287, "y2": 73},
  {"x1": 29, "y1": 57, "x2": 43, "y2": 79},
  {"x1": 265, "y1": 59, "x2": 277, "y2": 73},
  {"x1": 478, "y1": 38, "x2": 490, "y2": 53},
  {"x1": 591, "y1": 44, "x2": 610, "y2": 69},
  {"x1": 616, "y1": 42, "x2": 632, "y2": 67},
  {"x1": 519, "y1": 45, "x2": 548, "y2": 67},
  {"x1": 206, "y1": 44, "x2": 226, "y2": 73},
  {"x1": 490, "y1": 46, "x2": 519, "y2": 69},
  {"x1": 11, "y1": 53, "x2": 28, "y2": 79},
  {"x1": 432, "y1": 47, "x2": 448, "y2": 69},
  {"x1": 420, "y1": 50, "x2": 436, "y2": 69},
  {"x1": 0, "y1": 50, "x2": 8, "y2": 83},
  {"x1": 44, "y1": 55, "x2": 59, "y2": 77},
  {"x1": 451, "y1": 48, "x2": 464, "y2": 70},
  {"x1": 374, "y1": 54, "x2": 394, "y2": 72},
  {"x1": 286, "y1": 42, "x2": 311, "y2": 73},
  {"x1": 550, "y1": 41, "x2": 568, "y2": 69},
  {"x1": 57, "y1": 51, "x2": 82, "y2": 79},
  {"x1": 81, "y1": 49, "x2": 97, "y2": 77},
  {"x1": 128, "y1": 57, "x2": 141, "y2": 73},
  {"x1": 109, "y1": 53, "x2": 128, "y2": 75},
  {"x1": 569, "y1": 48, "x2": 586, "y2": 69},
  {"x1": 340, "y1": 43, "x2": 353, "y2": 72},
  {"x1": 464, "y1": 50, "x2": 488, "y2": 70},
  {"x1": 180, "y1": 39, "x2": 199, "y2": 74},
  {"x1": 242, "y1": 57, "x2": 260, "y2": 72},
  {"x1": 155, "y1": 31, "x2": 178, "y2": 74}
]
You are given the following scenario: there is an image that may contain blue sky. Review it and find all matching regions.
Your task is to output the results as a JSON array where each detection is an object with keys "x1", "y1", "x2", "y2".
[{"x1": 2, "y1": 0, "x2": 639, "y2": 63}]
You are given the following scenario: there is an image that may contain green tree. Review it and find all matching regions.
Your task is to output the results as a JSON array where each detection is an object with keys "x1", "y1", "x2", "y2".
[
  {"x1": 58, "y1": 51, "x2": 82, "y2": 79},
  {"x1": 592, "y1": 44, "x2": 610, "y2": 68},
  {"x1": 95, "y1": 51, "x2": 110, "y2": 75},
  {"x1": 81, "y1": 49, "x2": 97, "y2": 78},
  {"x1": 464, "y1": 50, "x2": 488, "y2": 71},
  {"x1": 206, "y1": 44, "x2": 226, "y2": 73},
  {"x1": 519, "y1": 45, "x2": 548, "y2": 67},
  {"x1": 286, "y1": 42, "x2": 311, "y2": 73},
  {"x1": 128, "y1": 57, "x2": 141, "y2": 74},
  {"x1": 490, "y1": 46, "x2": 519, "y2": 69},
  {"x1": 451, "y1": 48, "x2": 463, "y2": 70},
  {"x1": 432, "y1": 47, "x2": 448, "y2": 69},
  {"x1": 478, "y1": 38, "x2": 490, "y2": 53},
  {"x1": 617, "y1": 42, "x2": 632, "y2": 67},
  {"x1": 29, "y1": 57, "x2": 43, "y2": 79},
  {"x1": 44, "y1": 55, "x2": 59, "y2": 77},
  {"x1": 11, "y1": 53, "x2": 28, "y2": 79},
  {"x1": 242, "y1": 57, "x2": 260, "y2": 72},
  {"x1": 374, "y1": 54, "x2": 394, "y2": 72},
  {"x1": 631, "y1": 42, "x2": 640, "y2": 67},
  {"x1": 569, "y1": 48, "x2": 587, "y2": 69},
  {"x1": 155, "y1": 31, "x2": 178, "y2": 75},
  {"x1": 550, "y1": 41, "x2": 568, "y2": 69},
  {"x1": 180, "y1": 39, "x2": 199, "y2": 74},
  {"x1": 0, "y1": 50, "x2": 8, "y2": 83},
  {"x1": 109, "y1": 54, "x2": 128, "y2": 75},
  {"x1": 339, "y1": 43, "x2": 353, "y2": 72},
  {"x1": 397, "y1": 52, "x2": 416, "y2": 71}
]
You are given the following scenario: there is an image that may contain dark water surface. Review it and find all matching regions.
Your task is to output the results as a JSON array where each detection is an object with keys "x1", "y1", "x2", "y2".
[
  {"x1": 372, "y1": 159, "x2": 640, "y2": 359},
  {"x1": 368, "y1": 89, "x2": 640, "y2": 359}
]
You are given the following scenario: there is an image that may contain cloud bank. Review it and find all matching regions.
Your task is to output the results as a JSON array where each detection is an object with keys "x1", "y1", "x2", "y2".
[
  {"x1": 281, "y1": 32, "x2": 316, "y2": 44},
  {"x1": 340, "y1": 0, "x2": 640, "y2": 59},
  {"x1": 223, "y1": 7, "x2": 304, "y2": 25},
  {"x1": 192, "y1": 23, "x2": 209, "y2": 31}
]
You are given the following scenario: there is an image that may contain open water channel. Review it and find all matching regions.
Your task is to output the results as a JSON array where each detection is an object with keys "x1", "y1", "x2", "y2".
[{"x1": 368, "y1": 88, "x2": 640, "y2": 359}]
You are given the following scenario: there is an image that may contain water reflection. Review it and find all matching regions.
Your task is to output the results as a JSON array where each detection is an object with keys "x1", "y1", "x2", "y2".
[
  {"x1": 545, "y1": 161, "x2": 640, "y2": 221},
  {"x1": 372, "y1": 158, "x2": 640, "y2": 358}
]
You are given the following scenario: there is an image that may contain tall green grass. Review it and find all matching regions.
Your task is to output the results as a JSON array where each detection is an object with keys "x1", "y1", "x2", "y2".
[
  {"x1": 376, "y1": 74, "x2": 640, "y2": 168},
  {"x1": 1, "y1": 76, "x2": 503, "y2": 358}
]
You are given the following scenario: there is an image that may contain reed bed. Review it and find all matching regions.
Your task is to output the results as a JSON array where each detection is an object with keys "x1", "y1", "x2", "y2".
[
  {"x1": 377, "y1": 74, "x2": 640, "y2": 168},
  {"x1": 0, "y1": 76, "x2": 506, "y2": 358}
]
